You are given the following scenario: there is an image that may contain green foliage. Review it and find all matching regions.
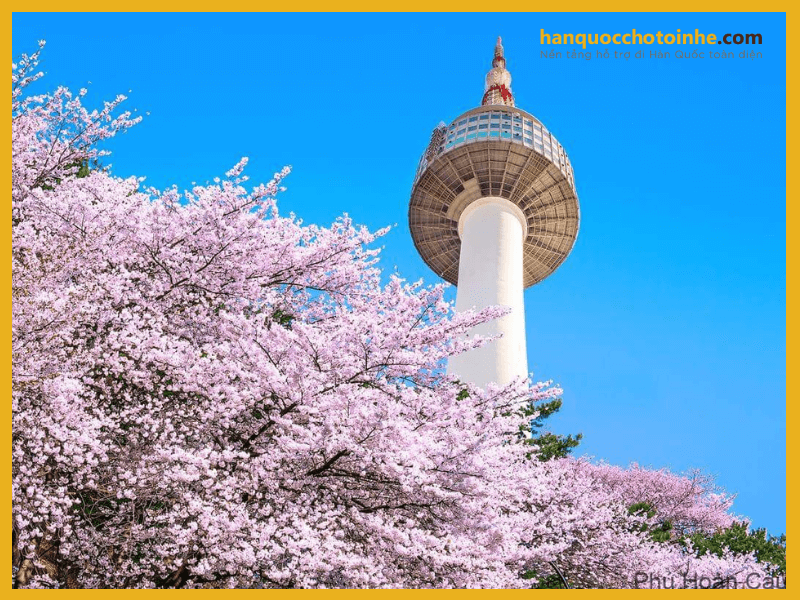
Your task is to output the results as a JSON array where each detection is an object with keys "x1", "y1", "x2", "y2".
[
  {"x1": 271, "y1": 309, "x2": 295, "y2": 329},
  {"x1": 522, "y1": 398, "x2": 582, "y2": 461},
  {"x1": 76, "y1": 160, "x2": 92, "y2": 178},
  {"x1": 453, "y1": 386, "x2": 581, "y2": 461},
  {"x1": 628, "y1": 501, "x2": 657, "y2": 519},
  {"x1": 627, "y1": 501, "x2": 673, "y2": 542},
  {"x1": 685, "y1": 522, "x2": 786, "y2": 576},
  {"x1": 38, "y1": 158, "x2": 96, "y2": 190},
  {"x1": 523, "y1": 569, "x2": 566, "y2": 588},
  {"x1": 628, "y1": 502, "x2": 787, "y2": 577}
]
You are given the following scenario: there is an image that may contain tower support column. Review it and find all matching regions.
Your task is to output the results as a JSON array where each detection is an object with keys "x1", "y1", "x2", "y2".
[{"x1": 448, "y1": 197, "x2": 528, "y2": 387}]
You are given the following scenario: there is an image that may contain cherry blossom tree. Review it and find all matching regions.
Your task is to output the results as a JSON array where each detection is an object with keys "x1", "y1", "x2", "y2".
[{"x1": 11, "y1": 45, "x2": 782, "y2": 589}]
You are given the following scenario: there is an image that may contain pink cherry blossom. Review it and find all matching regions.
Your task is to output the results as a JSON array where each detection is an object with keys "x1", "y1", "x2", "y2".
[{"x1": 11, "y1": 46, "x2": 781, "y2": 589}]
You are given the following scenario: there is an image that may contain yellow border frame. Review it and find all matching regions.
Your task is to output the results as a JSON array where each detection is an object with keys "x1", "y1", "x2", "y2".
[{"x1": 8, "y1": 7, "x2": 791, "y2": 593}]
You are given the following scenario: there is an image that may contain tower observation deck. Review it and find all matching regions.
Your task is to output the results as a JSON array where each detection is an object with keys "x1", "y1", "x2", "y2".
[{"x1": 408, "y1": 37, "x2": 580, "y2": 387}]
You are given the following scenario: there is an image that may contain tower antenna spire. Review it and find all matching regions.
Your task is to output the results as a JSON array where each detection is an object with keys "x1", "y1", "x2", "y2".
[{"x1": 483, "y1": 35, "x2": 514, "y2": 107}]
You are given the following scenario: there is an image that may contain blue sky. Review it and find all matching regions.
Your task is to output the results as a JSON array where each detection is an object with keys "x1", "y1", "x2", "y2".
[{"x1": 13, "y1": 12, "x2": 786, "y2": 534}]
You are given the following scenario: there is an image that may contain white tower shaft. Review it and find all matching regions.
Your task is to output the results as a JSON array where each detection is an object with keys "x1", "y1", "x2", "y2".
[{"x1": 447, "y1": 197, "x2": 529, "y2": 387}]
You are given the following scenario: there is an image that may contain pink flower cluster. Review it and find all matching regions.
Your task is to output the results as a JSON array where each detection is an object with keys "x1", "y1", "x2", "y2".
[{"x1": 11, "y1": 46, "x2": 776, "y2": 589}]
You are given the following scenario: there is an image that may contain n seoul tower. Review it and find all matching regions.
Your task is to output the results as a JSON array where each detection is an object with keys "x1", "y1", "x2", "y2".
[{"x1": 409, "y1": 37, "x2": 580, "y2": 387}]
